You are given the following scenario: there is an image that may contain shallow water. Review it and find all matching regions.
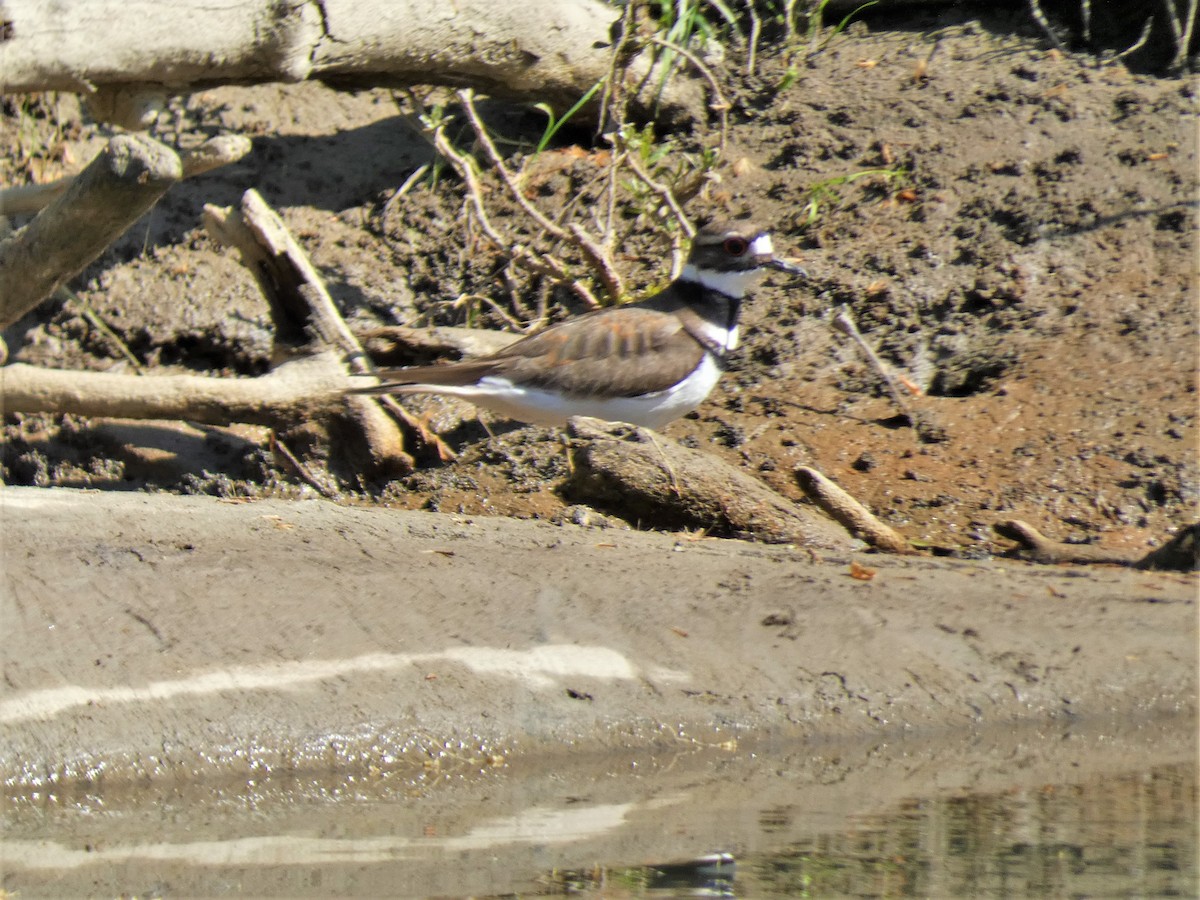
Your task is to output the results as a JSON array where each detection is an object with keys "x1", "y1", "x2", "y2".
[
  {"x1": 2, "y1": 718, "x2": 1195, "y2": 897},
  {"x1": 544, "y1": 761, "x2": 1196, "y2": 898}
]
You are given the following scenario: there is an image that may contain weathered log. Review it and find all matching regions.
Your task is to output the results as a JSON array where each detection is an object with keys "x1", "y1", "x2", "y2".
[
  {"x1": 564, "y1": 417, "x2": 855, "y2": 549},
  {"x1": 0, "y1": 134, "x2": 180, "y2": 328},
  {"x1": 0, "y1": 0, "x2": 701, "y2": 127}
]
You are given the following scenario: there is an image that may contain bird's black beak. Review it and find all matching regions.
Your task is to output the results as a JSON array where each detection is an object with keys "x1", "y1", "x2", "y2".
[{"x1": 764, "y1": 256, "x2": 808, "y2": 278}]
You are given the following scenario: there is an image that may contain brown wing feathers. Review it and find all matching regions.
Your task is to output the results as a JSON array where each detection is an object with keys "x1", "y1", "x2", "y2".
[{"x1": 357, "y1": 307, "x2": 708, "y2": 400}]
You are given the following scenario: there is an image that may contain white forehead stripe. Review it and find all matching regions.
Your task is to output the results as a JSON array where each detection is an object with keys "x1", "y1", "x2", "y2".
[{"x1": 748, "y1": 233, "x2": 774, "y2": 256}]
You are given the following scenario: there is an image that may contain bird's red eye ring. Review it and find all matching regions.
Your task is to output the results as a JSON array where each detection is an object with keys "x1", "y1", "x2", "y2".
[{"x1": 723, "y1": 237, "x2": 749, "y2": 256}]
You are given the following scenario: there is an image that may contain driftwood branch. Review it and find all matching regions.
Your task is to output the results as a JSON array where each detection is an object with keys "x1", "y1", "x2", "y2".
[
  {"x1": 795, "y1": 466, "x2": 913, "y2": 554},
  {"x1": 995, "y1": 519, "x2": 1199, "y2": 571},
  {"x1": 564, "y1": 417, "x2": 855, "y2": 550},
  {"x1": 0, "y1": 355, "x2": 349, "y2": 428},
  {"x1": 0, "y1": 136, "x2": 253, "y2": 217},
  {"x1": 203, "y1": 189, "x2": 432, "y2": 473},
  {"x1": 1, "y1": 0, "x2": 701, "y2": 127},
  {"x1": 0, "y1": 134, "x2": 181, "y2": 328},
  {"x1": 203, "y1": 190, "x2": 367, "y2": 357}
]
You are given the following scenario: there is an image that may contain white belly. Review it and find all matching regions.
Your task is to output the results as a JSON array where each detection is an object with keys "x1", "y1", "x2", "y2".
[{"x1": 421, "y1": 354, "x2": 724, "y2": 430}]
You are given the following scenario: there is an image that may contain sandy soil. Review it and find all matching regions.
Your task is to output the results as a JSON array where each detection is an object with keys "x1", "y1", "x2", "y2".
[{"x1": 1, "y1": 6, "x2": 1197, "y2": 796}]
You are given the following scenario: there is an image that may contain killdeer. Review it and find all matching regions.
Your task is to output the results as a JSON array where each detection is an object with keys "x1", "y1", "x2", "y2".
[{"x1": 352, "y1": 221, "x2": 804, "y2": 429}]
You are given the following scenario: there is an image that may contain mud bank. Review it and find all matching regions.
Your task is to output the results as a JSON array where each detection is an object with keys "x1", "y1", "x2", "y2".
[{"x1": 1, "y1": 486, "x2": 1194, "y2": 789}]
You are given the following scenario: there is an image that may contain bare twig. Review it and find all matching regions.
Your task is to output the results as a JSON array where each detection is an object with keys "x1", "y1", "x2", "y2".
[
  {"x1": 410, "y1": 91, "x2": 605, "y2": 311},
  {"x1": 383, "y1": 163, "x2": 431, "y2": 218},
  {"x1": 648, "y1": 35, "x2": 730, "y2": 155},
  {"x1": 744, "y1": 1, "x2": 763, "y2": 75},
  {"x1": 667, "y1": 227, "x2": 687, "y2": 281},
  {"x1": 597, "y1": 1, "x2": 639, "y2": 245},
  {"x1": 270, "y1": 432, "x2": 340, "y2": 498},
  {"x1": 784, "y1": 0, "x2": 799, "y2": 43},
  {"x1": 456, "y1": 89, "x2": 624, "y2": 302},
  {"x1": 1162, "y1": 0, "x2": 1198, "y2": 72},
  {"x1": 1027, "y1": 0, "x2": 1070, "y2": 56},
  {"x1": 57, "y1": 286, "x2": 144, "y2": 373},
  {"x1": 831, "y1": 306, "x2": 914, "y2": 420},
  {"x1": 1109, "y1": 15, "x2": 1156, "y2": 64},
  {"x1": 597, "y1": 0, "x2": 639, "y2": 139},
  {"x1": 621, "y1": 149, "x2": 696, "y2": 238},
  {"x1": 795, "y1": 466, "x2": 913, "y2": 554},
  {"x1": 1179, "y1": 0, "x2": 1198, "y2": 70}
]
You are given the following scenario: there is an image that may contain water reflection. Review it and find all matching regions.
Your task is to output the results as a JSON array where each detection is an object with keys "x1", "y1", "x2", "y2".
[{"x1": 545, "y1": 762, "x2": 1196, "y2": 898}]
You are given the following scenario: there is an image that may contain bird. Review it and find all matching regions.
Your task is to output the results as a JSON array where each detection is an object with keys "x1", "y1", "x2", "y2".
[{"x1": 350, "y1": 221, "x2": 805, "y2": 429}]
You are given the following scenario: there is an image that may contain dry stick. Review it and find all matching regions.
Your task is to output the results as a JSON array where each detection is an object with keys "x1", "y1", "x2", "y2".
[
  {"x1": 621, "y1": 150, "x2": 696, "y2": 239},
  {"x1": 744, "y1": 1, "x2": 763, "y2": 76},
  {"x1": 1162, "y1": 0, "x2": 1198, "y2": 72},
  {"x1": 648, "y1": 36, "x2": 730, "y2": 156},
  {"x1": 597, "y1": 2, "x2": 637, "y2": 247},
  {"x1": 784, "y1": 0, "x2": 800, "y2": 44},
  {"x1": 831, "y1": 306, "x2": 916, "y2": 421},
  {"x1": 382, "y1": 163, "x2": 431, "y2": 218},
  {"x1": 57, "y1": 286, "x2": 145, "y2": 373},
  {"x1": 1109, "y1": 16, "x2": 1156, "y2": 64},
  {"x1": 456, "y1": 89, "x2": 624, "y2": 303},
  {"x1": 597, "y1": 0, "x2": 637, "y2": 243},
  {"x1": 1027, "y1": 0, "x2": 1070, "y2": 56},
  {"x1": 795, "y1": 466, "x2": 913, "y2": 554},
  {"x1": 0, "y1": 134, "x2": 181, "y2": 328},
  {"x1": 204, "y1": 190, "x2": 449, "y2": 471},
  {"x1": 993, "y1": 520, "x2": 1141, "y2": 566},
  {"x1": 597, "y1": 0, "x2": 637, "y2": 134},
  {"x1": 270, "y1": 432, "x2": 340, "y2": 499},
  {"x1": 416, "y1": 93, "x2": 604, "y2": 311},
  {"x1": 203, "y1": 191, "x2": 365, "y2": 355},
  {"x1": 0, "y1": 135, "x2": 251, "y2": 217}
]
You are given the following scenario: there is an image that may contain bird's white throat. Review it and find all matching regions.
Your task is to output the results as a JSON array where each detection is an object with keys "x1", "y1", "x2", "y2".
[{"x1": 680, "y1": 263, "x2": 764, "y2": 298}]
